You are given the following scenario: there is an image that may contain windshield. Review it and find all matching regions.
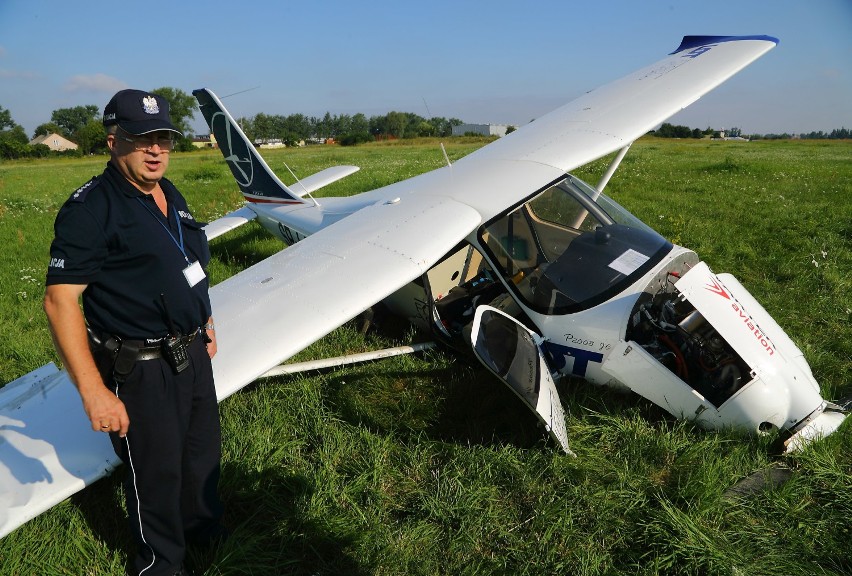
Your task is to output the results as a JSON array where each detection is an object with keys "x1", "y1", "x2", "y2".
[{"x1": 479, "y1": 175, "x2": 672, "y2": 315}]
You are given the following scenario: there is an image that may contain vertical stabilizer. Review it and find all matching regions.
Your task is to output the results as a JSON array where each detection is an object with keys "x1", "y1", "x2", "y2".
[{"x1": 193, "y1": 88, "x2": 309, "y2": 205}]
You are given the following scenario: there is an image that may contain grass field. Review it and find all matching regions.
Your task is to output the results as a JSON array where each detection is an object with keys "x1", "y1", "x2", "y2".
[{"x1": 0, "y1": 137, "x2": 850, "y2": 575}]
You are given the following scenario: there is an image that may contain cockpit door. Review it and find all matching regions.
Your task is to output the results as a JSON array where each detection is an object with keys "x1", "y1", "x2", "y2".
[{"x1": 470, "y1": 306, "x2": 574, "y2": 455}]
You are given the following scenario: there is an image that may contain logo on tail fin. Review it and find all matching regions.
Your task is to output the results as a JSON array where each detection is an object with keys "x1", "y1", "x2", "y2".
[{"x1": 212, "y1": 111, "x2": 255, "y2": 189}]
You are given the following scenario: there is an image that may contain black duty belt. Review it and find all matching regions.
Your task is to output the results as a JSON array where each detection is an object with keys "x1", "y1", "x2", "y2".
[{"x1": 87, "y1": 328, "x2": 200, "y2": 361}]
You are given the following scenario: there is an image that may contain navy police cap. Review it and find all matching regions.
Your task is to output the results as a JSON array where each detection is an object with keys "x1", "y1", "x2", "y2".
[{"x1": 102, "y1": 89, "x2": 183, "y2": 136}]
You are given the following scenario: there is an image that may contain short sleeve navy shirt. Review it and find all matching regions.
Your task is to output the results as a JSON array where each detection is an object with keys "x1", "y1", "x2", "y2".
[{"x1": 46, "y1": 162, "x2": 212, "y2": 340}]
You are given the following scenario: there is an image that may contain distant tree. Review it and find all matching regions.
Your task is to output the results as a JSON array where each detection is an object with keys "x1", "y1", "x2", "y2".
[
  {"x1": 369, "y1": 114, "x2": 389, "y2": 137},
  {"x1": 0, "y1": 105, "x2": 16, "y2": 130},
  {"x1": 339, "y1": 112, "x2": 372, "y2": 145},
  {"x1": 655, "y1": 122, "x2": 699, "y2": 138},
  {"x1": 251, "y1": 112, "x2": 274, "y2": 140},
  {"x1": 318, "y1": 112, "x2": 334, "y2": 138},
  {"x1": 151, "y1": 87, "x2": 197, "y2": 138},
  {"x1": 51, "y1": 105, "x2": 99, "y2": 136},
  {"x1": 349, "y1": 113, "x2": 369, "y2": 137},
  {"x1": 417, "y1": 121, "x2": 435, "y2": 137},
  {"x1": 799, "y1": 128, "x2": 850, "y2": 140},
  {"x1": 403, "y1": 112, "x2": 427, "y2": 138},
  {"x1": 0, "y1": 125, "x2": 30, "y2": 159},
  {"x1": 33, "y1": 122, "x2": 64, "y2": 138},
  {"x1": 30, "y1": 143, "x2": 52, "y2": 158},
  {"x1": 74, "y1": 120, "x2": 108, "y2": 154},
  {"x1": 0, "y1": 106, "x2": 30, "y2": 158},
  {"x1": 284, "y1": 113, "x2": 313, "y2": 141},
  {"x1": 427, "y1": 116, "x2": 461, "y2": 137},
  {"x1": 655, "y1": 123, "x2": 675, "y2": 137},
  {"x1": 386, "y1": 111, "x2": 408, "y2": 138},
  {"x1": 234, "y1": 116, "x2": 254, "y2": 141},
  {"x1": 506, "y1": 125, "x2": 517, "y2": 135}
]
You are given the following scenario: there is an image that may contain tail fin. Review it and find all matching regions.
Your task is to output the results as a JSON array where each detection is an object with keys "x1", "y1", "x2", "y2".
[{"x1": 193, "y1": 88, "x2": 309, "y2": 205}]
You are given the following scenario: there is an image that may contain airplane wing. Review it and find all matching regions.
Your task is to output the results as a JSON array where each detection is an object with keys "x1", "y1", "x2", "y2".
[
  {"x1": 468, "y1": 36, "x2": 778, "y2": 173},
  {"x1": 210, "y1": 193, "x2": 481, "y2": 399},
  {"x1": 0, "y1": 365, "x2": 119, "y2": 539}
]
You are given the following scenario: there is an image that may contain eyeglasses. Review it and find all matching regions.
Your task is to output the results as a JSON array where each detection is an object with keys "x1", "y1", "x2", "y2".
[{"x1": 116, "y1": 131, "x2": 175, "y2": 152}]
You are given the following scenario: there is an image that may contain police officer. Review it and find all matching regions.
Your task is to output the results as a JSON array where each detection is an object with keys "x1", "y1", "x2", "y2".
[{"x1": 44, "y1": 89, "x2": 224, "y2": 576}]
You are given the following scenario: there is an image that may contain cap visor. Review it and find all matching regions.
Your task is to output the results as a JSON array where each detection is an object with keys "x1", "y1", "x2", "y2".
[{"x1": 118, "y1": 120, "x2": 183, "y2": 137}]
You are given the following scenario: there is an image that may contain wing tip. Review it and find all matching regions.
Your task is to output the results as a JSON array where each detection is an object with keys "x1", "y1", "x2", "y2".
[{"x1": 671, "y1": 35, "x2": 779, "y2": 55}]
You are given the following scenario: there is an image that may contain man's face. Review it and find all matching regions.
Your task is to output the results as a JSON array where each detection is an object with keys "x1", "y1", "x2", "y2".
[{"x1": 107, "y1": 129, "x2": 174, "y2": 191}]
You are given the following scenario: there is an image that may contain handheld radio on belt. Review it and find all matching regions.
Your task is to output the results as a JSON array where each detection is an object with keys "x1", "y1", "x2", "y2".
[{"x1": 159, "y1": 293, "x2": 190, "y2": 374}]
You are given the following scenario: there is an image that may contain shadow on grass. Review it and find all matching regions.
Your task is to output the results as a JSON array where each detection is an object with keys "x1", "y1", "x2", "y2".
[
  {"x1": 191, "y1": 466, "x2": 369, "y2": 576},
  {"x1": 318, "y1": 357, "x2": 565, "y2": 452},
  {"x1": 70, "y1": 470, "x2": 132, "y2": 567},
  {"x1": 71, "y1": 453, "x2": 368, "y2": 575}
]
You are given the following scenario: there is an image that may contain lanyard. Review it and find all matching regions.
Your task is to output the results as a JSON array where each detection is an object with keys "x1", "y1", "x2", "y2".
[{"x1": 136, "y1": 196, "x2": 189, "y2": 263}]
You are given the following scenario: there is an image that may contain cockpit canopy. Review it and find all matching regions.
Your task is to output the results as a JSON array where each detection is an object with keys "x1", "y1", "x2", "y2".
[{"x1": 479, "y1": 175, "x2": 672, "y2": 315}]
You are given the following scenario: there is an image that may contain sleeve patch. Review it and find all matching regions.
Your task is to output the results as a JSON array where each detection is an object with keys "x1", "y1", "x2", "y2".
[{"x1": 69, "y1": 177, "x2": 101, "y2": 202}]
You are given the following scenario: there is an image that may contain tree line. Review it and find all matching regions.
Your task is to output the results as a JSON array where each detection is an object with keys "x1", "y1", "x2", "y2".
[
  {"x1": 0, "y1": 86, "x2": 467, "y2": 159},
  {"x1": 243, "y1": 110, "x2": 465, "y2": 147},
  {"x1": 1, "y1": 88, "x2": 848, "y2": 160},
  {"x1": 650, "y1": 122, "x2": 850, "y2": 141}
]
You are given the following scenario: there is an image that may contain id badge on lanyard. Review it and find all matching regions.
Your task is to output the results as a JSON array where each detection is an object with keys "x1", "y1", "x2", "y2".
[
  {"x1": 137, "y1": 197, "x2": 207, "y2": 288},
  {"x1": 183, "y1": 260, "x2": 206, "y2": 287}
]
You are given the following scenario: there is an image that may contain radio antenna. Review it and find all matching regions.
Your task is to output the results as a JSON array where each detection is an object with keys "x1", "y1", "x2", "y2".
[
  {"x1": 283, "y1": 161, "x2": 320, "y2": 207},
  {"x1": 423, "y1": 96, "x2": 452, "y2": 168},
  {"x1": 221, "y1": 86, "x2": 261, "y2": 99},
  {"x1": 440, "y1": 143, "x2": 452, "y2": 168}
]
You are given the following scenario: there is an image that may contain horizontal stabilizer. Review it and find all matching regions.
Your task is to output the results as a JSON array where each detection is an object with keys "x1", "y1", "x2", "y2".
[
  {"x1": 204, "y1": 206, "x2": 258, "y2": 241},
  {"x1": 289, "y1": 165, "x2": 360, "y2": 197}
]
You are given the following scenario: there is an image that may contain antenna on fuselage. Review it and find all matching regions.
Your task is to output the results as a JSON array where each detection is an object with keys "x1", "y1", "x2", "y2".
[
  {"x1": 422, "y1": 96, "x2": 452, "y2": 169},
  {"x1": 283, "y1": 161, "x2": 321, "y2": 207},
  {"x1": 440, "y1": 143, "x2": 452, "y2": 168},
  {"x1": 221, "y1": 86, "x2": 261, "y2": 99}
]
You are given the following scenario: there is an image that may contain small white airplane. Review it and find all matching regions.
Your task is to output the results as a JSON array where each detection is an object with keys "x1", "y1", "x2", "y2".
[{"x1": 1, "y1": 35, "x2": 846, "y2": 539}]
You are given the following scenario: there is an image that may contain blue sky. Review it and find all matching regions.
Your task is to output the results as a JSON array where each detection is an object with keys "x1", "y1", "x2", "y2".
[{"x1": 1, "y1": 0, "x2": 850, "y2": 136}]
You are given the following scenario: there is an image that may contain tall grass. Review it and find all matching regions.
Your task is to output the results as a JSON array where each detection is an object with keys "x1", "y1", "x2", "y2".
[{"x1": 0, "y1": 138, "x2": 850, "y2": 575}]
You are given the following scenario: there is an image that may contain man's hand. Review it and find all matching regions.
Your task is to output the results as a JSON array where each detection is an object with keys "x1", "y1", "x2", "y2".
[{"x1": 81, "y1": 383, "x2": 130, "y2": 436}]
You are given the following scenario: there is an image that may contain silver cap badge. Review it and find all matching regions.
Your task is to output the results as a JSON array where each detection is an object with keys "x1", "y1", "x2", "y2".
[{"x1": 142, "y1": 96, "x2": 160, "y2": 115}]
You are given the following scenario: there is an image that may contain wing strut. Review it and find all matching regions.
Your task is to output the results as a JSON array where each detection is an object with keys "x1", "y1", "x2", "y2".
[
  {"x1": 258, "y1": 342, "x2": 436, "y2": 377},
  {"x1": 594, "y1": 142, "x2": 632, "y2": 196}
]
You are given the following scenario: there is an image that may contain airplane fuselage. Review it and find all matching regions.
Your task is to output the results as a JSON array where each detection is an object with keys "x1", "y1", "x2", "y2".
[{"x1": 247, "y1": 173, "x2": 837, "y2": 448}]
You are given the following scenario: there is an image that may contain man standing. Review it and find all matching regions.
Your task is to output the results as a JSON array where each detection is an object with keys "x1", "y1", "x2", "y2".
[{"x1": 44, "y1": 89, "x2": 223, "y2": 576}]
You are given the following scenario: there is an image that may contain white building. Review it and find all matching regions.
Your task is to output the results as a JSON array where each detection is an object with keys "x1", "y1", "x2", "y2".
[
  {"x1": 452, "y1": 123, "x2": 510, "y2": 137},
  {"x1": 29, "y1": 133, "x2": 78, "y2": 152}
]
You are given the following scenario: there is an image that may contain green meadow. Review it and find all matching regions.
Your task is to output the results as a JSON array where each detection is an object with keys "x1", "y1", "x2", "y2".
[{"x1": 0, "y1": 137, "x2": 850, "y2": 575}]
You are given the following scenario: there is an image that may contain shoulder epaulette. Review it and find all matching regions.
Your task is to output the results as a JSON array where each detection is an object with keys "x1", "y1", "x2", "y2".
[{"x1": 69, "y1": 177, "x2": 101, "y2": 202}]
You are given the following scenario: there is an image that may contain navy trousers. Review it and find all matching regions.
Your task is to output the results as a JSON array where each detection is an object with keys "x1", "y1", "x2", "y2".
[{"x1": 108, "y1": 336, "x2": 223, "y2": 576}]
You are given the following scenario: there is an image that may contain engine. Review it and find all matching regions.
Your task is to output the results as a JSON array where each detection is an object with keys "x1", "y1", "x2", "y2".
[{"x1": 627, "y1": 286, "x2": 751, "y2": 407}]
